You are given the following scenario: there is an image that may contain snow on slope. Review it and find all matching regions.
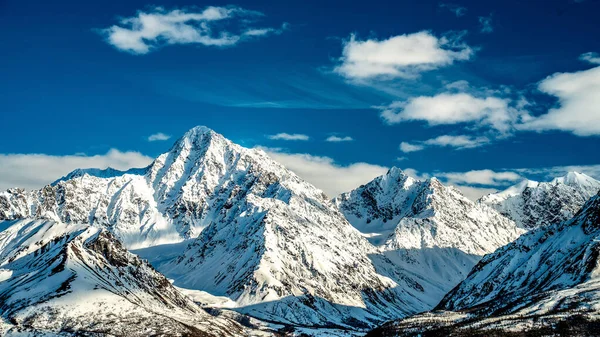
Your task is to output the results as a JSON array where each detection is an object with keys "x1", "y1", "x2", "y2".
[
  {"x1": 0, "y1": 127, "x2": 434, "y2": 329},
  {"x1": 52, "y1": 167, "x2": 148, "y2": 184},
  {"x1": 0, "y1": 173, "x2": 180, "y2": 249},
  {"x1": 367, "y1": 191, "x2": 600, "y2": 336},
  {"x1": 0, "y1": 219, "x2": 247, "y2": 336},
  {"x1": 439, "y1": 190, "x2": 600, "y2": 315},
  {"x1": 480, "y1": 171, "x2": 600, "y2": 229},
  {"x1": 152, "y1": 128, "x2": 431, "y2": 329},
  {"x1": 334, "y1": 168, "x2": 524, "y2": 307}
]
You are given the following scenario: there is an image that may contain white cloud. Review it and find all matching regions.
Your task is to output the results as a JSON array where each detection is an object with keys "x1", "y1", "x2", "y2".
[
  {"x1": 439, "y1": 169, "x2": 522, "y2": 185},
  {"x1": 326, "y1": 135, "x2": 354, "y2": 142},
  {"x1": 399, "y1": 142, "x2": 425, "y2": 153},
  {"x1": 444, "y1": 80, "x2": 470, "y2": 91},
  {"x1": 453, "y1": 185, "x2": 499, "y2": 201},
  {"x1": 101, "y1": 6, "x2": 285, "y2": 54},
  {"x1": 439, "y1": 3, "x2": 467, "y2": 17},
  {"x1": 258, "y1": 147, "x2": 388, "y2": 196},
  {"x1": 519, "y1": 65, "x2": 600, "y2": 136},
  {"x1": 0, "y1": 150, "x2": 153, "y2": 191},
  {"x1": 244, "y1": 22, "x2": 289, "y2": 37},
  {"x1": 147, "y1": 132, "x2": 171, "y2": 141},
  {"x1": 402, "y1": 167, "x2": 521, "y2": 200},
  {"x1": 479, "y1": 15, "x2": 493, "y2": 33},
  {"x1": 396, "y1": 135, "x2": 490, "y2": 153},
  {"x1": 403, "y1": 168, "x2": 431, "y2": 181},
  {"x1": 379, "y1": 92, "x2": 516, "y2": 133},
  {"x1": 515, "y1": 164, "x2": 600, "y2": 181},
  {"x1": 423, "y1": 134, "x2": 490, "y2": 149},
  {"x1": 334, "y1": 31, "x2": 473, "y2": 80},
  {"x1": 396, "y1": 156, "x2": 408, "y2": 161},
  {"x1": 579, "y1": 52, "x2": 600, "y2": 64},
  {"x1": 267, "y1": 133, "x2": 310, "y2": 141}
]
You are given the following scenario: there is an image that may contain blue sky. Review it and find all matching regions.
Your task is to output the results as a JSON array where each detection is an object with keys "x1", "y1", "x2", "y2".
[{"x1": 1, "y1": 0, "x2": 599, "y2": 199}]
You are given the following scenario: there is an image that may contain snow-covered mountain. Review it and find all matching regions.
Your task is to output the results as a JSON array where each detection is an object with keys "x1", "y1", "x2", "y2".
[
  {"x1": 369, "y1": 191, "x2": 600, "y2": 336},
  {"x1": 0, "y1": 218, "x2": 247, "y2": 336},
  {"x1": 0, "y1": 127, "x2": 433, "y2": 329},
  {"x1": 334, "y1": 168, "x2": 524, "y2": 307},
  {"x1": 150, "y1": 128, "x2": 429, "y2": 328},
  {"x1": 479, "y1": 171, "x2": 600, "y2": 229}
]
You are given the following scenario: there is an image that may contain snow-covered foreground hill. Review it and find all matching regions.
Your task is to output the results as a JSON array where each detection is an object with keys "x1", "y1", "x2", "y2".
[
  {"x1": 480, "y1": 171, "x2": 600, "y2": 229},
  {"x1": 334, "y1": 168, "x2": 524, "y2": 305},
  {"x1": 0, "y1": 219, "x2": 248, "y2": 336},
  {"x1": 368, "y1": 191, "x2": 600, "y2": 336}
]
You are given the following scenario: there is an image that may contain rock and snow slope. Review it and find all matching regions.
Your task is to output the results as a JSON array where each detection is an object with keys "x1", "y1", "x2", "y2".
[
  {"x1": 0, "y1": 173, "x2": 179, "y2": 249},
  {"x1": 480, "y1": 171, "x2": 600, "y2": 229},
  {"x1": 152, "y1": 128, "x2": 429, "y2": 328},
  {"x1": 439, "y1": 190, "x2": 600, "y2": 315},
  {"x1": 0, "y1": 127, "x2": 431, "y2": 329},
  {"x1": 369, "y1": 191, "x2": 600, "y2": 336},
  {"x1": 0, "y1": 219, "x2": 246, "y2": 336},
  {"x1": 334, "y1": 168, "x2": 524, "y2": 304},
  {"x1": 4, "y1": 126, "x2": 593, "y2": 333}
]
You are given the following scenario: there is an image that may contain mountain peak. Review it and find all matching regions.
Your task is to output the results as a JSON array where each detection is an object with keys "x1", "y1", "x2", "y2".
[
  {"x1": 480, "y1": 172, "x2": 600, "y2": 229},
  {"x1": 170, "y1": 125, "x2": 225, "y2": 152},
  {"x1": 379, "y1": 167, "x2": 414, "y2": 188},
  {"x1": 386, "y1": 166, "x2": 406, "y2": 177},
  {"x1": 184, "y1": 125, "x2": 216, "y2": 136},
  {"x1": 480, "y1": 179, "x2": 539, "y2": 204},
  {"x1": 552, "y1": 171, "x2": 596, "y2": 187}
]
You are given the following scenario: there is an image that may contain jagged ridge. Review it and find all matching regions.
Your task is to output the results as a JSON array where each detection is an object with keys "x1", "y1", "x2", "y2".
[
  {"x1": 480, "y1": 171, "x2": 600, "y2": 229},
  {"x1": 0, "y1": 219, "x2": 246, "y2": 336},
  {"x1": 334, "y1": 167, "x2": 524, "y2": 310}
]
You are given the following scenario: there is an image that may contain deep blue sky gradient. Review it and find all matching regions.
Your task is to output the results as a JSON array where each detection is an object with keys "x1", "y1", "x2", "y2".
[{"x1": 1, "y1": 0, "x2": 599, "y2": 178}]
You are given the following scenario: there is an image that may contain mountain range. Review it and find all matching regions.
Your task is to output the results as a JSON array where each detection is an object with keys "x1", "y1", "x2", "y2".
[
  {"x1": 1, "y1": 126, "x2": 599, "y2": 336},
  {"x1": 334, "y1": 167, "x2": 523, "y2": 306},
  {"x1": 480, "y1": 171, "x2": 600, "y2": 229},
  {"x1": 369, "y1": 190, "x2": 600, "y2": 336}
]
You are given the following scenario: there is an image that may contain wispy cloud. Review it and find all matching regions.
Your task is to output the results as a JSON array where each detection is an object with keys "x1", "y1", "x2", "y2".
[
  {"x1": 410, "y1": 164, "x2": 600, "y2": 201},
  {"x1": 150, "y1": 67, "x2": 394, "y2": 110},
  {"x1": 399, "y1": 134, "x2": 490, "y2": 153},
  {"x1": 397, "y1": 167, "x2": 522, "y2": 200},
  {"x1": 579, "y1": 52, "x2": 600, "y2": 64},
  {"x1": 399, "y1": 142, "x2": 425, "y2": 153},
  {"x1": 326, "y1": 135, "x2": 354, "y2": 142},
  {"x1": 334, "y1": 31, "x2": 474, "y2": 80},
  {"x1": 439, "y1": 3, "x2": 467, "y2": 17},
  {"x1": 257, "y1": 147, "x2": 388, "y2": 196},
  {"x1": 147, "y1": 132, "x2": 171, "y2": 142},
  {"x1": 453, "y1": 185, "x2": 499, "y2": 201},
  {"x1": 267, "y1": 133, "x2": 310, "y2": 141},
  {"x1": 479, "y1": 14, "x2": 494, "y2": 33},
  {"x1": 424, "y1": 134, "x2": 490, "y2": 148},
  {"x1": 515, "y1": 164, "x2": 600, "y2": 181},
  {"x1": 439, "y1": 169, "x2": 522, "y2": 186},
  {"x1": 101, "y1": 6, "x2": 286, "y2": 54},
  {"x1": 0, "y1": 150, "x2": 153, "y2": 190}
]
